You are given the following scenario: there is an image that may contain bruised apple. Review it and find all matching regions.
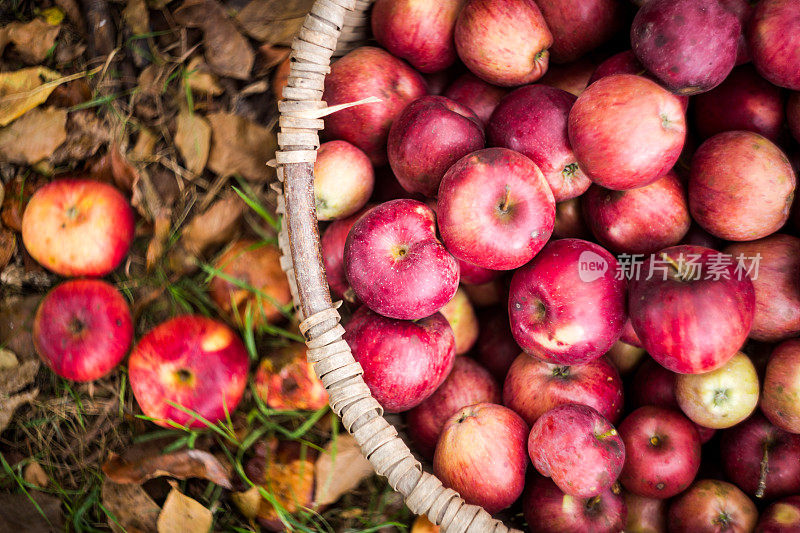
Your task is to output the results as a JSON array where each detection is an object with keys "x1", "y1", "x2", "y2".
[{"x1": 254, "y1": 343, "x2": 328, "y2": 412}]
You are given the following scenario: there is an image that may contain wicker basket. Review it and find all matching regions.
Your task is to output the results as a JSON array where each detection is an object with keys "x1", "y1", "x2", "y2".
[{"x1": 273, "y1": 1, "x2": 521, "y2": 531}]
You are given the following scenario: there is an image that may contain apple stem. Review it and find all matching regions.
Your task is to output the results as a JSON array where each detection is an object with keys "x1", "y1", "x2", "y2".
[
  {"x1": 756, "y1": 442, "x2": 770, "y2": 499},
  {"x1": 596, "y1": 428, "x2": 618, "y2": 440},
  {"x1": 499, "y1": 185, "x2": 511, "y2": 213}
]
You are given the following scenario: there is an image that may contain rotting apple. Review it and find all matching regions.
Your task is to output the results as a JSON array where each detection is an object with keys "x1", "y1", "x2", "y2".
[
  {"x1": 755, "y1": 495, "x2": 800, "y2": 532},
  {"x1": 254, "y1": 343, "x2": 328, "y2": 412}
]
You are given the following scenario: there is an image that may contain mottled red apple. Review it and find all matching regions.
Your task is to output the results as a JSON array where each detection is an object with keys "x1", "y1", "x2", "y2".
[
  {"x1": 761, "y1": 338, "x2": 800, "y2": 433},
  {"x1": 668, "y1": 480, "x2": 757, "y2": 533},
  {"x1": 523, "y1": 476, "x2": 626, "y2": 533},
  {"x1": 443, "y1": 73, "x2": 507, "y2": 126},
  {"x1": 534, "y1": 0, "x2": 622, "y2": 64},
  {"x1": 747, "y1": 0, "x2": 800, "y2": 90}
]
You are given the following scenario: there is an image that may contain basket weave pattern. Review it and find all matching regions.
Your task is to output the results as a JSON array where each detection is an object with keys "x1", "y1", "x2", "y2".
[{"x1": 274, "y1": 1, "x2": 521, "y2": 531}]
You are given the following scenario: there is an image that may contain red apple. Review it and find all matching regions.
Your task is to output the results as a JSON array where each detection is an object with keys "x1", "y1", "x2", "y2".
[
  {"x1": 629, "y1": 245, "x2": 756, "y2": 374},
  {"x1": 438, "y1": 288, "x2": 479, "y2": 355},
  {"x1": 503, "y1": 354, "x2": 624, "y2": 426},
  {"x1": 388, "y1": 95, "x2": 484, "y2": 197},
  {"x1": 322, "y1": 46, "x2": 427, "y2": 165},
  {"x1": 553, "y1": 198, "x2": 590, "y2": 239},
  {"x1": 344, "y1": 199, "x2": 459, "y2": 320},
  {"x1": 314, "y1": 140, "x2": 373, "y2": 221},
  {"x1": 534, "y1": 0, "x2": 623, "y2": 64},
  {"x1": 747, "y1": 0, "x2": 800, "y2": 90},
  {"x1": 621, "y1": 319, "x2": 642, "y2": 348},
  {"x1": 539, "y1": 56, "x2": 598, "y2": 96},
  {"x1": 725, "y1": 234, "x2": 800, "y2": 342},
  {"x1": 692, "y1": 65, "x2": 786, "y2": 142},
  {"x1": 128, "y1": 315, "x2": 249, "y2": 429},
  {"x1": 721, "y1": 412, "x2": 800, "y2": 500},
  {"x1": 437, "y1": 147, "x2": 555, "y2": 270},
  {"x1": 371, "y1": 0, "x2": 465, "y2": 73},
  {"x1": 443, "y1": 73, "x2": 508, "y2": 126},
  {"x1": 343, "y1": 306, "x2": 455, "y2": 412},
  {"x1": 454, "y1": 0, "x2": 552, "y2": 87},
  {"x1": 457, "y1": 258, "x2": 501, "y2": 285},
  {"x1": 529, "y1": 403, "x2": 626, "y2": 497},
  {"x1": 487, "y1": 84, "x2": 591, "y2": 201},
  {"x1": 624, "y1": 492, "x2": 668, "y2": 533},
  {"x1": 568, "y1": 74, "x2": 686, "y2": 190},
  {"x1": 406, "y1": 357, "x2": 500, "y2": 458},
  {"x1": 618, "y1": 406, "x2": 701, "y2": 498},
  {"x1": 320, "y1": 209, "x2": 368, "y2": 304},
  {"x1": 689, "y1": 131, "x2": 796, "y2": 241},
  {"x1": 523, "y1": 476, "x2": 627, "y2": 533},
  {"x1": 681, "y1": 222, "x2": 724, "y2": 250},
  {"x1": 719, "y1": 0, "x2": 754, "y2": 65},
  {"x1": 788, "y1": 92, "x2": 800, "y2": 143},
  {"x1": 632, "y1": 358, "x2": 679, "y2": 410},
  {"x1": 21, "y1": 178, "x2": 134, "y2": 277},
  {"x1": 761, "y1": 338, "x2": 800, "y2": 433},
  {"x1": 33, "y1": 279, "x2": 132, "y2": 382},
  {"x1": 254, "y1": 343, "x2": 328, "y2": 411},
  {"x1": 474, "y1": 306, "x2": 520, "y2": 381},
  {"x1": 509, "y1": 239, "x2": 627, "y2": 365},
  {"x1": 433, "y1": 402, "x2": 528, "y2": 513},
  {"x1": 756, "y1": 495, "x2": 800, "y2": 532},
  {"x1": 582, "y1": 171, "x2": 690, "y2": 255},
  {"x1": 668, "y1": 480, "x2": 758, "y2": 533}
]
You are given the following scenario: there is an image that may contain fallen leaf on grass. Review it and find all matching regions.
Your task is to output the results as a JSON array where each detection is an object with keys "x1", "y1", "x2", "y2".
[
  {"x1": 146, "y1": 212, "x2": 173, "y2": 271},
  {"x1": 1, "y1": 175, "x2": 47, "y2": 231},
  {"x1": 180, "y1": 190, "x2": 246, "y2": 256},
  {"x1": 230, "y1": 486, "x2": 261, "y2": 520},
  {"x1": 411, "y1": 515, "x2": 440, "y2": 533},
  {"x1": 183, "y1": 56, "x2": 224, "y2": 97},
  {"x1": 0, "y1": 354, "x2": 40, "y2": 433},
  {"x1": 102, "y1": 449, "x2": 232, "y2": 489},
  {"x1": 0, "y1": 18, "x2": 61, "y2": 64},
  {"x1": 157, "y1": 487, "x2": 213, "y2": 533},
  {"x1": 0, "y1": 492, "x2": 64, "y2": 532},
  {"x1": 175, "y1": 111, "x2": 211, "y2": 175},
  {"x1": 236, "y1": 0, "x2": 316, "y2": 45},
  {"x1": 0, "y1": 228, "x2": 16, "y2": 270},
  {"x1": 0, "y1": 66, "x2": 61, "y2": 126},
  {"x1": 207, "y1": 112, "x2": 276, "y2": 181},
  {"x1": 23, "y1": 460, "x2": 49, "y2": 488},
  {"x1": 313, "y1": 433, "x2": 374, "y2": 508},
  {"x1": 175, "y1": 0, "x2": 254, "y2": 80},
  {"x1": 0, "y1": 295, "x2": 41, "y2": 359},
  {"x1": 50, "y1": 110, "x2": 111, "y2": 165},
  {"x1": 256, "y1": 44, "x2": 291, "y2": 72},
  {"x1": 102, "y1": 479, "x2": 161, "y2": 533},
  {"x1": 122, "y1": 0, "x2": 150, "y2": 35},
  {"x1": 0, "y1": 106, "x2": 67, "y2": 165}
]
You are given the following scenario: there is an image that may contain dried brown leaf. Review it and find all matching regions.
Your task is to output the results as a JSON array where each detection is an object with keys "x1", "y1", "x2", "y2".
[
  {"x1": 0, "y1": 66, "x2": 62, "y2": 126},
  {"x1": 236, "y1": 0, "x2": 315, "y2": 45},
  {"x1": 0, "y1": 492, "x2": 64, "y2": 532},
  {"x1": 110, "y1": 146, "x2": 140, "y2": 192},
  {"x1": 175, "y1": 111, "x2": 210, "y2": 174},
  {"x1": 1, "y1": 175, "x2": 47, "y2": 231},
  {"x1": 50, "y1": 110, "x2": 111, "y2": 165},
  {"x1": 313, "y1": 433, "x2": 374, "y2": 508},
  {"x1": 122, "y1": 0, "x2": 150, "y2": 35},
  {"x1": 0, "y1": 228, "x2": 16, "y2": 270},
  {"x1": 0, "y1": 106, "x2": 67, "y2": 164},
  {"x1": 184, "y1": 56, "x2": 224, "y2": 97},
  {"x1": 1, "y1": 18, "x2": 61, "y2": 64},
  {"x1": 256, "y1": 44, "x2": 291, "y2": 71},
  {"x1": 412, "y1": 516, "x2": 440, "y2": 533},
  {"x1": 157, "y1": 487, "x2": 213, "y2": 533},
  {"x1": 102, "y1": 449, "x2": 232, "y2": 489},
  {"x1": 146, "y1": 212, "x2": 173, "y2": 271},
  {"x1": 207, "y1": 112, "x2": 276, "y2": 181},
  {"x1": 180, "y1": 190, "x2": 246, "y2": 256},
  {"x1": 0, "y1": 357, "x2": 40, "y2": 433},
  {"x1": 102, "y1": 479, "x2": 161, "y2": 533},
  {"x1": 23, "y1": 461, "x2": 49, "y2": 488},
  {"x1": 230, "y1": 486, "x2": 261, "y2": 520},
  {"x1": 0, "y1": 295, "x2": 41, "y2": 359},
  {"x1": 131, "y1": 128, "x2": 159, "y2": 161}
]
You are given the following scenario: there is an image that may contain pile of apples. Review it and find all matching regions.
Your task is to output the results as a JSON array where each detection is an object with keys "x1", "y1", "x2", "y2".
[{"x1": 314, "y1": 0, "x2": 800, "y2": 530}]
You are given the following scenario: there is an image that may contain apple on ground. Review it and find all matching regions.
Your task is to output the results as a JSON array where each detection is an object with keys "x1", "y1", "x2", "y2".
[
  {"x1": 629, "y1": 245, "x2": 755, "y2": 374},
  {"x1": 437, "y1": 147, "x2": 555, "y2": 270},
  {"x1": 474, "y1": 307, "x2": 520, "y2": 381},
  {"x1": 322, "y1": 46, "x2": 427, "y2": 165},
  {"x1": 21, "y1": 178, "x2": 135, "y2": 277},
  {"x1": 529, "y1": 403, "x2": 625, "y2": 498},
  {"x1": 553, "y1": 198, "x2": 590, "y2": 239},
  {"x1": 568, "y1": 74, "x2": 686, "y2": 191},
  {"x1": 438, "y1": 287, "x2": 479, "y2": 355},
  {"x1": 675, "y1": 352, "x2": 760, "y2": 429},
  {"x1": 503, "y1": 354, "x2": 624, "y2": 426},
  {"x1": 344, "y1": 199, "x2": 459, "y2": 320},
  {"x1": 756, "y1": 495, "x2": 800, "y2": 532},
  {"x1": 443, "y1": 73, "x2": 507, "y2": 126},
  {"x1": 406, "y1": 357, "x2": 500, "y2": 459},
  {"x1": 761, "y1": 338, "x2": 800, "y2": 433},
  {"x1": 605, "y1": 341, "x2": 646, "y2": 376},
  {"x1": 209, "y1": 240, "x2": 292, "y2": 326},
  {"x1": 454, "y1": 0, "x2": 552, "y2": 87},
  {"x1": 509, "y1": 239, "x2": 627, "y2": 365},
  {"x1": 433, "y1": 402, "x2": 528, "y2": 513},
  {"x1": 33, "y1": 279, "x2": 132, "y2": 382},
  {"x1": 313, "y1": 140, "x2": 373, "y2": 221},
  {"x1": 747, "y1": 0, "x2": 800, "y2": 90},
  {"x1": 624, "y1": 492, "x2": 667, "y2": 533},
  {"x1": 343, "y1": 306, "x2": 455, "y2": 412},
  {"x1": 320, "y1": 208, "x2": 369, "y2": 304},
  {"x1": 689, "y1": 131, "x2": 796, "y2": 241},
  {"x1": 254, "y1": 343, "x2": 328, "y2": 412},
  {"x1": 523, "y1": 476, "x2": 626, "y2": 533},
  {"x1": 668, "y1": 480, "x2": 757, "y2": 533},
  {"x1": 128, "y1": 315, "x2": 249, "y2": 428}
]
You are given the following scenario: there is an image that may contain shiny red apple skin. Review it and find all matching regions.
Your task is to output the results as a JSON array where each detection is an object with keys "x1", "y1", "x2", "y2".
[
  {"x1": 725, "y1": 234, "x2": 800, "y2": 342},
  {"x1": 632, "y1": 359, "x2": 679, "y2": 410},
  {"x1": 553, "y1": 198, "x2": 590, "y2": 239},
  {"x1": 33, "y1": 279, "x2": 132, "y2": 382},
  {"x1": 371, "y1": 0, "x2": 465, "y2": 73},
  {"x1": 320, "y1": 208, "x2": 369, "y2": 304},
  {"x1": 582, "y1": 171, "x2": 690, "y2": 255},
  {"x1": 568, "y1": 74, "x2": 686, "y2": 190},
  {"x1": 21, "y1": 178, "x2": 134, "y2": 277},
  {"x1": 624, "y1": 492, "x2": 668, "y2": 533},
  {"x1": 756, "y1": 495, "x2": 800, "y2": 532},
  {"x1": 437, "y1": 147, "x2": 555, "y2": 270},
  {"x1": 406, "y1": 357, "x2": 500, "y2": 459},
  {"x1": 433, "y1": 402, "x2": 528, "y2": 513},
  {"x1": 388, "y1": 96, "x2": 484, "y2": 197},
  {"x1": 454, "y1": 0, "x2": 552, "y2": 87},
  {"x1": 322, "y1": 46, "x2": 427, "y2": 165},
  {"x1": 668, "y1": 480, "x2": 758, "y2": 533},
  {"x1": 509, "y1": 239, "x2": 627, "y2": 365},
  {"x1": 789, "y1": 92, "x2": 800, "y2": 143},
  {"x1": 689, "y1": 131, "x2": 796, "y2": 241},
  {"x1": 344, "y1": 199, "x2": 459, "y2": 320},
  {"x1": 620, "y1": 318, "x2": 642, "y2": 348},
  {"x1": 503, "y1": 354, "x2": 624, "y2": 426},
  {"x1": 762, "y1": 338, "x2": 800, "y2": 433},
  {"x1": 629, "y1": 245, "x2": 755, "y2": 374},
  {"x1": 618, "y1": 406, "x2": 701, "y2": 499},
  {"x1": 474, "y1": 307, "x2": 520, "y2": 381},
  {"x1": 487, "y1": 84, "x2": 590, "y2": 201},
  {"x1": 721, "y1": 412, "x2": 800, "y2": 500},
  {"x1": 523, "y1": 476, "x2": 627, "y2": 533},
  {"x1": 128, "y1": 315, "x2": 249, "y2": 429},
  {"x1": 443, "y1": 73, "x2": 507, "y2": 126},
  {"x1": 747, "y1": 0, "x2": 800, "y2": 90},
  {"x1": 343, "y1": 306, "x2": 455, "y2": 413},
  {"x1": 458, "y1": 258, "x2": 501, "y2": 285},
  {"x1": 534, "y1": 0, "x2": 622, "y2": 64},
  {"x1": 631, "y1": 0, "x2": 740, "y2": 95},
  {"x1": 693, "y1": 65, "x2": 786, "y2": 142},
  {"x1": 529, "y1": 403, "x2": 626, "y2": 498}
]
